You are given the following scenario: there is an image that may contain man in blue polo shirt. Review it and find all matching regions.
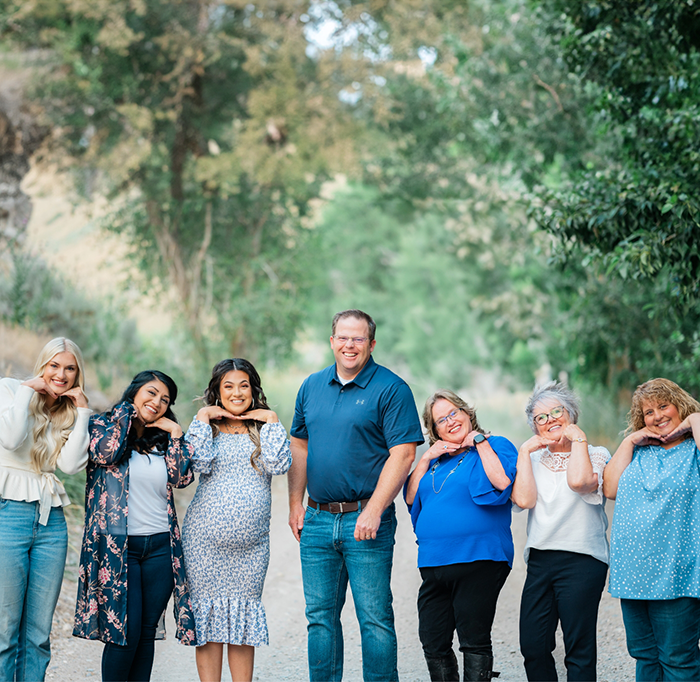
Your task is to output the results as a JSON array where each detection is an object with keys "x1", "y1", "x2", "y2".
[{"x1": 288, "y1": 309, "x2": 424, "y2": 682}]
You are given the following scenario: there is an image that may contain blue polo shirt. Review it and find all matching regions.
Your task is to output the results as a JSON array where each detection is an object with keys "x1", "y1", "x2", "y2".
[{"x1": 291, "y1": 356, "x2": 424, "y2": 504}]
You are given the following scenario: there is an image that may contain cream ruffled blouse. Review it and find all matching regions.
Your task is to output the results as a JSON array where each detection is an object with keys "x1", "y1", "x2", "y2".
[{"x1": 0, "y1": 378, "x2": 90, "y2": 524}]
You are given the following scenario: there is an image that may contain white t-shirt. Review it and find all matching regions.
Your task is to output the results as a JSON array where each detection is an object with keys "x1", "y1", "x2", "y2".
[
  {"x1": 515, "y1": 445, "x2": 611, "y2": 565},
  {"x1": 128, "y1": 449, "x2": 169, "y2": 536}
]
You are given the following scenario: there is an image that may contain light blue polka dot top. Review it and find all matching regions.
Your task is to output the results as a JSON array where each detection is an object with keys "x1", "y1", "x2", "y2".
[{"x1": 609, "y1": 438, "x2": 700, "y2": 599}]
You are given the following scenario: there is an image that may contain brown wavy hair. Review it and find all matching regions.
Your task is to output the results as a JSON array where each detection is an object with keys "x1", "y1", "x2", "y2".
[
  {"x1": 627, "y1": 378, "x2": 700, "y2": 433},
  {"x1": 422, "y1": 389, "x2": 484, "y2": 446}
]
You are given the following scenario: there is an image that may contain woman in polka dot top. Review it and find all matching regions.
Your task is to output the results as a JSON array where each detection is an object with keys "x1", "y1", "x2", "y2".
[{"x1": 604, "y1": 378, "x2": 700, "y2": 682}]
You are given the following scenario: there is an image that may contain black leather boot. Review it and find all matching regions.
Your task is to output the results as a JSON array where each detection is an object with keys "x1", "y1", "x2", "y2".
[
  {"x1": 425, "y1": 650, "x2": 460, "y2": 682},
  {"x1": 462, "y1": 653, "x2": 500, "y2": 681}
]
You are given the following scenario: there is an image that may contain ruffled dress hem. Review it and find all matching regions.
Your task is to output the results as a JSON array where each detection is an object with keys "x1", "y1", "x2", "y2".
[{"x1": 192, "y1": 597, "x2": 269, "y2": 647}]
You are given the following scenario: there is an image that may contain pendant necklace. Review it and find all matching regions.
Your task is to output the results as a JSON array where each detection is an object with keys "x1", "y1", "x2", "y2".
[
  {"x1": 220, "y1": 420, "x2": 247, "y2": 435},
  {"x1": 431, "y1": 452, "x2": 467, "y2": 494}
]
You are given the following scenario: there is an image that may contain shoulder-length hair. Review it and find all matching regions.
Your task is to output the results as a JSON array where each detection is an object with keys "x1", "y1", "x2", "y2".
[
  {"x1": 422, "y1": 389, "x2": 484, "y2": 446},
  {"x1": 28, "y1": 337, "x2": 86, "y2": 472},
  {"x1": 627, "y1": 378, "x2": 700, "y2": 433},
  {"x1": 119, "y1": 370, "x2": 180, "y2": 457},
  {"x1": 525, "y1": 381, "x2": 580, "y2": 434},
  {"x1": 203, "y1": 358, "x2": 269, "y2": 472}
]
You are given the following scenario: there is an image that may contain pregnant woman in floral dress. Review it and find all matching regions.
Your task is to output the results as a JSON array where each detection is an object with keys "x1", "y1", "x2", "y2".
[{"x1": 182, "y1": 358, "x2": 291, "y2": 682}]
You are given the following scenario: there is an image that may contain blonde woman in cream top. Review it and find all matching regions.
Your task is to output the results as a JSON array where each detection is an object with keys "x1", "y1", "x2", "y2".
[{"x1": 0, "y1": 337, "x2": 90, "y2": 682}]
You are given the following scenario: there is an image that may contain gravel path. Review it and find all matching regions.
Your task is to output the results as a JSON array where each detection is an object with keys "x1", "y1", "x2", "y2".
[{"x1": 47, "y1": 476, "x2": 634, "y2": 681}]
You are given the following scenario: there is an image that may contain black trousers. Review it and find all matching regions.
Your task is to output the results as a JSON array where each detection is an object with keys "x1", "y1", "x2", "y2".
[
  {"x1": 418, "y1": 560, "x2": 510, "y2": 659},
  {"x1": 102, "y1": 533, "x2": 174, "y2": 682},
  {"x1": 519, "y1": 549, "x2": 608, "y2": 682}
]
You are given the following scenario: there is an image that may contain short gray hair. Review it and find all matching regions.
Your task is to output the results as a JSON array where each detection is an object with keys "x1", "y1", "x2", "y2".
[{"x1": 525, "y1": 381, "x2": 580, "y2": 433}]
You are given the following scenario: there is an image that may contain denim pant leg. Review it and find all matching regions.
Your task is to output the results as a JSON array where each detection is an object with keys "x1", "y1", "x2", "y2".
[
  {"x1": 301, "y1": 507, "x2": 349, "y2": 682},
  {"x1": 343, "y1": 506, "x2": 398, "y2": 682},
  {"x1": 102, "y1": 533, "x2": 174, "y2": 682},
  {"x1": 0, "y1": 500, "x2": 67, "y2": 682},
  {"x1": 622, "y1": 598, "x2": 700, "y2": 682},
  {"x1": 129, "y1": 533, "x2": 173, "y2": 682}
]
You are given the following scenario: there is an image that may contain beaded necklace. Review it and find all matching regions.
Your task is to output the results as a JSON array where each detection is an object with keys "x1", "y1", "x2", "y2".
[{"x1": 431, "y1": 452, "x2": 468, "y2": 494}]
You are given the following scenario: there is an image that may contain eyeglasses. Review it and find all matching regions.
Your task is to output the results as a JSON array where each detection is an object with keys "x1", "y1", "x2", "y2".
[
  {"x1": 533, "y1": 406, "x2": 565, "y2": 425},
  {"x1": 435, "y1": 408, "x2": 463, "y2": 428},
  {"x1": 333, "y1": 336, "x2": 369, "y2": 346}
]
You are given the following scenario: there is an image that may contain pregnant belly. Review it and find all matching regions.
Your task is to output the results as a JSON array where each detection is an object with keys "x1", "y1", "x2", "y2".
[{"x1": 183, "y1": 497, "x2": 270, "y2": 551}]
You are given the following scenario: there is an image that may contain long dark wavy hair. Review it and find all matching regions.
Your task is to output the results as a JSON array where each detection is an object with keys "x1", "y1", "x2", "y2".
[
  {"x1": 203, "y1": 358, "x2": 269, "y2": 471},
  {"x1": 118, "y1": 370, "x2": 180, "y2": 459}
]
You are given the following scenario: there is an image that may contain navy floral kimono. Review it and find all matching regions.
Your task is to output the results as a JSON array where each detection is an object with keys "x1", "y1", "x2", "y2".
[{"x1": 73, "y1": 401, "x2": 198, "y2": 646}]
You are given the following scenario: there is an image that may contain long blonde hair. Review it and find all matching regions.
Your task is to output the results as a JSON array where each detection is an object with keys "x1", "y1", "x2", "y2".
[{"x1": 28, "y1": 338, "x2": 86, "y2": 472}]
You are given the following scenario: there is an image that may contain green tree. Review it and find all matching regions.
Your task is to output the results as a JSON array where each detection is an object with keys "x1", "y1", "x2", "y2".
[
  {"x1": 535, "y1": 0, "x2": 700, "y2": 306},
  {"x1": 2, "y1": 0, "x2": 361, "y2": 364}
]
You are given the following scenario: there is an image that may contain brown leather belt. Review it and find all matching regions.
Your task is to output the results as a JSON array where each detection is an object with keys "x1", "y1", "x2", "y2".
[{"x1": 307, "y1": 498, "x2": 371, "y2": 514}]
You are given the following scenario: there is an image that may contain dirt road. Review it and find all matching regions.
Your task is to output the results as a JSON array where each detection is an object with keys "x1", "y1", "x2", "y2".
[{"x1": 46, "y1": 476, "x2": 634, "y2": 681}]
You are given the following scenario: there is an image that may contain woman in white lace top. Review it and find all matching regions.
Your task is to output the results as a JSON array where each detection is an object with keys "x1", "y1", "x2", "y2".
[{"x1": 511, "y1": 381, "x2": 610, "y2": 682}]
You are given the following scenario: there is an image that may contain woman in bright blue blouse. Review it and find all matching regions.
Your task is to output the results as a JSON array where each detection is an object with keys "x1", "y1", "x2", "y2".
[
  {"x1": 405, "y1": 389, "x2": 517, "y2": 682},
  {"x1": 604, "y1": 378, "x2": 700, "y2": 681}
]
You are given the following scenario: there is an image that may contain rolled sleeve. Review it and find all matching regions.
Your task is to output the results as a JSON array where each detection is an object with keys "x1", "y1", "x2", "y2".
[{"x1": 469, "y1": 436, "x2": 518, "y2": 506}]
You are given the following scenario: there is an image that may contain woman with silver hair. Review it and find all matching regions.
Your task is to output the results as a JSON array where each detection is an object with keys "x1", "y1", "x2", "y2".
[{"x1": 511, "y1": 381, "x2": 610, "y2": 682}]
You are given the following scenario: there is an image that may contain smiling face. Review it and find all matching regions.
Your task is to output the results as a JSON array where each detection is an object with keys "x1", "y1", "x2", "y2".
[
  {"x1": 330, "y1": 317, "x2": 376, "y2": 381},
  {"x1": 642, "y1": 400, "x2": 682, "y2": 439},
  {"x1": 219, "y1": 370, "x2": 253, "y2": 416},
  {"x1": 41, "y1": 352, "x2": 79, "y2": 396},
  {"x1": 533, "y1": 397, "x2": 571, "y2": 439},
  {"x1": 432, "y1": 398, "x2": 471, "y2": 445},
  {"x1": 132, "y1": 380, "x2": 171, "y2": 424}
]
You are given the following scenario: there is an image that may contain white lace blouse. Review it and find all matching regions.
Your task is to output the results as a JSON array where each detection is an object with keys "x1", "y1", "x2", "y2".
[
  {"x1": 0, "y1": 378, "x2": 91, "y2": 524},
  {"x1": 515, "y1": 444, "x2": 611, "y2": 565}
]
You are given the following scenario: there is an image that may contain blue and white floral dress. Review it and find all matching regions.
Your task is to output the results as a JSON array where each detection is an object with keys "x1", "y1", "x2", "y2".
[{"x1": 181, "y1": 419, "x2": 291, "y2": 646}]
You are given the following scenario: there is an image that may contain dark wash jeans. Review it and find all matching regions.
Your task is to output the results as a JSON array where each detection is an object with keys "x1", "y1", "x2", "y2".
[
  {"x1": 417, "y1": 560, "x2": 510, "y2": 660},
  {"x1": 519, "y1": 549, "x2": 607, "y2": 682},
  {"x1": 102, "y1": 533, "x2": 174, "y2": 682},
  {"x1": 621, "y1": 597, "x2": 700, "y2": 682}
]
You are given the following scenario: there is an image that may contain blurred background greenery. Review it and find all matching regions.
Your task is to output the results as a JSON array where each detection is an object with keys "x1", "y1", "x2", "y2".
[{"x1": 1, "y1": 0, "x2": 698, "y2": 489}]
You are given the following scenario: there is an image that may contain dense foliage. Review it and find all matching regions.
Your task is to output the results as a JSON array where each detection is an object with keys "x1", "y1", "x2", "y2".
[
  {"x1": 2, "y1": 0, "x2": 699, "y2": 400},
  {"x1": 536, "y1": 1, "x2": 700, "y2": 305},
  {"x1": 1, "y1": 0, "x2": 360, "y2": 367}
]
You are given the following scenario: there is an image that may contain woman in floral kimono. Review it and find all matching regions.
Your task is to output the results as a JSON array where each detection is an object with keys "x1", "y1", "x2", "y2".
[{"x1": 73, "y1": 370, "x2": 197, "y2": 682}]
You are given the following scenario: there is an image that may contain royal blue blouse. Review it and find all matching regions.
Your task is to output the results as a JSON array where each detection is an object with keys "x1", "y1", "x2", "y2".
[{"x1": 405, "y1": 435, "x2": 517, "y2": 569}]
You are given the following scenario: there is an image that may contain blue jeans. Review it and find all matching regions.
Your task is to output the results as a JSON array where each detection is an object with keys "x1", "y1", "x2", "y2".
[
  {"x1": 300, "y1": 503, "x2": 398, "y2": 682},
  {"x1": 621, "y1": 598, "x2": 700, "y2": 681},
  {"x1": 0, "y1": 499, "x2": 67, "y2": 682},
  {"x1": 102, "y1": 533, "x2": 174, "y2": 682}
]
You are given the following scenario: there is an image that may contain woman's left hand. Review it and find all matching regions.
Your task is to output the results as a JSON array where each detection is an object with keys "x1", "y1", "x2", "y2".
[
  {"x1": 661, "y1": 413, "x2": 700, "y2": 444},
  {"x1": 145, "y1": 416, "x2": 184, "y2": 439},
  {"x1": 231, "y1": 408, "x2": 280, "y2": 424},
  {"x1": 560, "y1": 424, "x2": 587, "y2": 446},
  {"x1": 462, "y1": 430, "x2": 488, "y2": 448},
  {"x1": 63, "y1": 386, "x2": 89, "y2": 409}
]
